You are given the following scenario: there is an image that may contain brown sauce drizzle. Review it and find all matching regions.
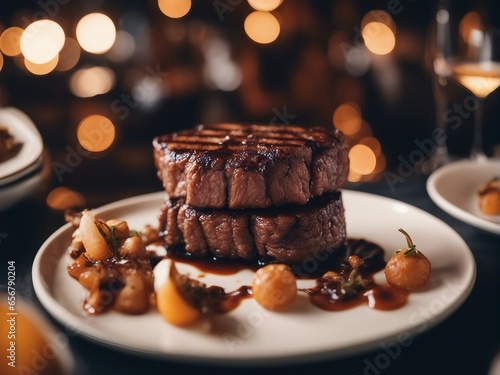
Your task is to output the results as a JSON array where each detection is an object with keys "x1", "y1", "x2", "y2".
[
  {"x1": 307, "y1": 284, "x2": 408, "y2": 312},
  {"x1": 161, "y1": 245, "x2": 264, "y2": 275},
  {"x1": 364, "y1": 286, "x2": 408, "y2": 310},
  {"x1": 203, "y1": 285, "x2": 253, "y2": 314},
  {"x1": 300, "y1": 239, "x2": 408, "y2": 311}
]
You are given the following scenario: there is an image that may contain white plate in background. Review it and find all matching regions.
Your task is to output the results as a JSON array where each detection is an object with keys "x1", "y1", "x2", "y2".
[
  {"x1": 427, "y1": 158, "x2": 500, "y2": 235},
  {"x1": 0, "y1": 164, "x2": 43, "y2": 211},
  {"x1": 0, "y1": 107, "x2": 43, "y2": 182}
]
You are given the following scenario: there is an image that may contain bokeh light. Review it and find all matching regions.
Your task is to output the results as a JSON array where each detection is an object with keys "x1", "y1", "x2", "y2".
[
  {"x1": 106, "y1": 30, "x2": 135, "y2": 63},
  {"x1": 348, "y1": 169, "x2": 362, "y2": 183},
  {"x1": 203, "y1": 39, "x2": 242, "y2": 91},
  {"x1": 361, "y1": 10, "x2": 396, "y2": 32},
  {"x1": 0, "y1": 27, "x2": 23, "y2": 56},
  {"x1": 158, "y1": 0, "x2": 192, "y2": 19},
  {"x1": 348, "y1": 144, "x2": 377, "y2": 175},
  {"x1": 46, "y1": 187, "x2": 85, "y2": 211},
  {"x1": 24, "y1": 55, "x2": 58, "y2": 75},
  {"x1": 333, "y1": 102, "x2": 362, "y2": 136},
  {"x1": 77, "y1": 115, "x2": 116, "y2": 152},
  {"x1": 359, "y1": 136, "x2": 381, "y2": 157},
  {"x1": 361, "y1": 10, "x2": 396, "y2": 56},
  {"x1": 20, "y1": 20, "x2": 65, "y2": 64},
  {"x1": 244, "y1": 11, "x2": 280, "y2": 44},
  {"x1": 362, "y1": 22, "x2": 396, "y2": 55},
  {"x1": 56, "y1": 37, "x2": 80, "y2": 72},
  {"x1": 0, "y1": 52, "x2": 3, "y2": 72},
  {"x1": 76, "y1": 13, "x2": 116, "y2": 54},
  {"x1": 333, "y1": 101, "x2": 386, "y2": 181},
  {"x1": 459, "y1": 12, "x2": 482, "y2": 44},
  {"x1": 247, "y1": 0, "x2": 283, "y2": 11},
  {"x1": 69, "y1": 66, "x2": 115, "y2": 97}
]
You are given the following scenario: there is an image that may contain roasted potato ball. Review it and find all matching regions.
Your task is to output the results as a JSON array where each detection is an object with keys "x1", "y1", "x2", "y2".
[
  {"x1": 385, "y1": 229, "x2": 431, "y2": 291},
  {"x1": 252, "y1": 264, "x2": 297, "y2": 311}
]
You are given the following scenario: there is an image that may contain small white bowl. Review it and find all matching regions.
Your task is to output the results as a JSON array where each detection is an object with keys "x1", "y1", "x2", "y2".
[{"x1": 427, "y1": 158, "x2": 500, "y2": 235}]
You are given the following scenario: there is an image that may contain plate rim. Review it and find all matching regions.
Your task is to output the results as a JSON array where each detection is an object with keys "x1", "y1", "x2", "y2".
[
  {"x1": 32, "y1": 190, "x2": 477, "y2": 365},
  {"x1": 426, "y1": 158, "x2": 500, "y2": 235},
  {"x1": 0, "y1": 107, "x2": 43, "y2": 181}
]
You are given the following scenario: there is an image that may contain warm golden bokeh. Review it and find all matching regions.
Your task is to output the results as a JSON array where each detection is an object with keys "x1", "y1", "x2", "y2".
[
  {"x1": 459, "y1": 11, "x2": 482, "y2": 44},
  {"x1": 362, "y1": 22, "x2": 396, "y2": 55},
  {"x1": 0, "y1": 52, "x2": 3, "y2": 72},
  {"x1": 76, "y1": 13, "x2": 116, "y2": 54},
  {"x1": 20, "y1": 20, "x2": 65, "y2": 64},
  {"x1": 158, "y1": 0, "x2": 192, "y2": 19},
  {"x1": 24, "y1": 54, "x2": 59, "y2": 75},
  {"x1": 360, "y1": 136, "x2": 382, "y2": 157},
  {"x1": 361, "y1": 10, "x2": 396, "y2": 33},
  {"x1": 332, "y1": 102, "x2": 362, "y2": 136},
  {"x1": 347, "y1": 169, "x2": 362, "y2": 183},
  {"x1": 244, "y1": 11, "x2": 280, "y2": 44},
  {"x1": 46, "y1": 187, "x2": 86, "y2": 211},
  {"x1": 348, "y1": 144, "x2": 377, "y2": 175},
  {"x1": 69, "y1": 66, "x2": 115, "y2": 97},
  {"x1": 77, "y1": 115, "x2": 116, "y2": 152},
  {"x1": 0, "y1": 27, "x2": 23, "y2": 56},
  {"x1": 247, "y1": 0, "x2": 283, "y2": 12}
]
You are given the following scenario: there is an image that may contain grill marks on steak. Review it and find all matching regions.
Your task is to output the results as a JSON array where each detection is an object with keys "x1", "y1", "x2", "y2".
[
  {"x1": 158, "y1": 192, "x2": 346, "y2": 264},
  {"x1": 153, "y1": 123, "x2": 349, "y2": 209}
]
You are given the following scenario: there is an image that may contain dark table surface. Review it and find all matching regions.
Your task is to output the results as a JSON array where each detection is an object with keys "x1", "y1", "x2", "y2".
[{"x1": 1, "y1": 173, "x2": 499, "y2": 375}]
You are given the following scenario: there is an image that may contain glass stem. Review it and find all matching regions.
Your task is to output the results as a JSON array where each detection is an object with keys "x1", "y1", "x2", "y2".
[
  {"x1": 471, "y1": 99, "x2": 487, "y2": 161},
  {"x1": 434, "y1": 78, "x2": 448, "y2": 157}
]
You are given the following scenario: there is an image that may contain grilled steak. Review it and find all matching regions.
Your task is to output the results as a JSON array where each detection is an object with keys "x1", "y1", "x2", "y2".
[
  {"x1": 158, "y1": 191, "x2": 346, "y2": 264},
  {"x1": 153, "y1": 123, "x2": 349, "y2": 209}
]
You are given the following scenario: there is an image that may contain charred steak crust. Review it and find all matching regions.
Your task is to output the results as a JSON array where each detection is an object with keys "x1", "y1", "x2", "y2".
[
  {"x1": 153, "y1": 123, "x2": 349, "y2": 209},
  {"x1": 158, "y1": 191, "x2": 346, "y2": 264}
]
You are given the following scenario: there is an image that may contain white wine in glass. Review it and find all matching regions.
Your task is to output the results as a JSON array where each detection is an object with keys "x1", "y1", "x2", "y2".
[
  {"x1": 450, "y1": 60, "x2": 500, "y2": 161},
  {"x1": 444, "y1": 4, "x2": 500, "y2": 161},
  {"x1": 450, "y1": 61, "x2": 500, "y2": 99}
]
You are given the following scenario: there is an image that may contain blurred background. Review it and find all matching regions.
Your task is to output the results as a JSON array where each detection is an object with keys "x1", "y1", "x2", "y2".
[{"x1": 0, "y1": 0, "x2": 499, "y2": 210}]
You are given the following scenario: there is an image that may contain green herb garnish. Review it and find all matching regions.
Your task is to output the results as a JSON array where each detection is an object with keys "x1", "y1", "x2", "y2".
[{"x1": 396, "y1": 228, "x2": 418, "y2": 256}]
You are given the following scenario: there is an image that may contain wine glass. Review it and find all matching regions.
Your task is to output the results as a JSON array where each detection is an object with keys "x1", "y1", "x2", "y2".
[
  {"x1": 422, "y1": 0, "x2": 453, "y2": 173},
  {"x1": 444, "y1": 1, "x2": 500, "y2": 161}
]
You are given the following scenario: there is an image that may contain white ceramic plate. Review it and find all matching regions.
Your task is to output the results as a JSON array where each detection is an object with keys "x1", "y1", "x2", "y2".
[
  {"x1": 0, "y1": 164, "x2": 43, "y2": 211},
  {"x1": 0, "y1": 154, "x2": 43, "y2": 187},
  {"x1": 427, "y1": 158, "x2": 500, "y2": 235},
  {"x1": 32, "y1": 190, "x2": 476, "y2": 365},
  {"x1": 0, "y1": 107, "x2": 43, "y2": 182}
]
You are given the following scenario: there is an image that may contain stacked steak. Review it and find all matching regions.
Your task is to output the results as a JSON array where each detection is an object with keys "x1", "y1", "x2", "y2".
[{"x1": 153, "y1": 123, "x2": 349, "y2": 264}]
